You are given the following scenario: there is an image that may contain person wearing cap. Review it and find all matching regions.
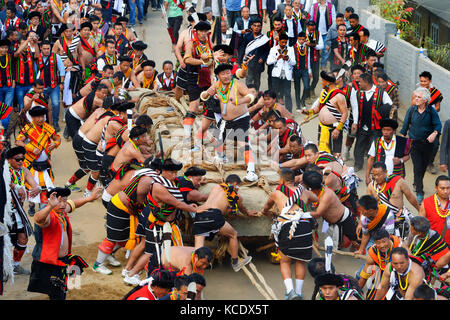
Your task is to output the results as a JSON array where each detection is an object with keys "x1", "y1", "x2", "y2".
[
  {"x1": 27, "y1": 11, "x2": 48, "y2": 41},
  {"x1": 114, "y1": 55, "x2": 140, "y2": 88},
  {"x1": 181, "y1": 20, "x2": 213, "y2": 144},
  {"x1": 267, "y1": 31, "x2": 296, "y2": 112},
  {"x1": 305, "y1": 20, "x2": 324, "y2": 97},
  {"x1": 301, "y1": 71, "x2": 347, "y2": 156},
  {"x1": 176, "y1": 166, "x2": 208, "y2": 205},
  {"x1": 366, "y1": 118, "x2": 412, "y2": 184},
  {"x1": 15, "y1": 106, "x2": 60, "y2": 216},
  {"x1": 163, "y1": 0, "x2": 185, "y2": 43},
  {"x1": 315, "y1": 272, "x2": 362, "y2": 300},
  {"x1": 128, "y1": 40, "x2": 148, "y2": 74},
  {"x1": 0, "y1": 38, "x2": 15, "y2": 133},
  {"x1": 366, "y1": 161, "x2": 419, "y2": 239},
  {"x1": 155, "y1": 60, "x2": 176, "y2": 92},
  {"x1": 5, "y1": 146, "x2": 41, "y2": 275},
  {"x1": 27, "y1": 186, "x2": 101, "y2": 300},
  {"x1": 350, "y1": 72, "x2": 393, "y2": 172},
  {"x1": 173, "y1": 12, "x2": 207, "y2": 100},
  {"x1": 201, "y1": 63, "x2": 259, "y2": 182},
  {"x1": 137, "y1": 60, "x2": 158, "y2": 89},
  {"x1": 78, "y1": 21, "x2": 98, "y2": 81}
]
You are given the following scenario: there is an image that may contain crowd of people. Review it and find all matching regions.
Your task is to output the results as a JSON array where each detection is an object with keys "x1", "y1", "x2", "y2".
[{"x1": 0, "y1": 0, "x2": 449, "y2": 301}]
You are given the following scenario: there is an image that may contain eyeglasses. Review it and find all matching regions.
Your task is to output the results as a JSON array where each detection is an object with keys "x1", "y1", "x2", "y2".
[{"x1": 14, "y1": 157, "x2": 25, "y2": 162}]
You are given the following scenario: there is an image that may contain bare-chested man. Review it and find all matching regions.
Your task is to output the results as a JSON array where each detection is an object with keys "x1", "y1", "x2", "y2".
[
  {"x1": 160, "y1": 246, "x2": 213, "y2": 277},
  {"x1": 50, "y1": 0, "x2": 65, "y2": 41},
  {"x1": 110, "y1": 126, "x2": 152, "y2": 178},
  {"x1": 101, "y1": 71, "x2": 124, "y2": 98},
  {"x1": 174, "y1": 13, "x2": 199, "y2": 101},
  {"x1": 96, "y1": 102, "x2": 135, "y2": 183},
  {"x1": 302, "y1": 170, "x2": 359, "y2": 249},
  {"x1": 64, "y1": 83, "x2": 108, "y2": 139},
  {"x1": 200, "y1": 63, "x2": 258, "y2": 182},
  {"x1": 374, "y1": 247, "x2": 425, "y2": 300},
  {"x1": 367, "y1": 161, "x2": 420, "y2": 238},
  {"x1": 302, "y1": 71, "x2": 348, "y2": 157},
  {"x1": 99, "y1": 114, "x2": 153, "y2": 187},
  {"x1": 251, "y1": 90, "x2": 293, "y2": 134},
  {"x1": 194, "y1": 174, "x2": 257, "y2": 272},
  {"x1": 261, "y1": 168, "x2": 318, "y2": 299},
  {"x1": 65, "y1": 95, "x2": 120, "y2": 192},
  {"x1": 181, "y1": 21, "x2": 214, "y2": 146},
  {"x1": 77, "y1": 22, "x2": 98, "y2": 81}
]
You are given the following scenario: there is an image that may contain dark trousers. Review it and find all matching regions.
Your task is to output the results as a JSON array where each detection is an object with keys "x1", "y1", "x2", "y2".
[
  {"x1": 168, "y1": 15, "x2": 183, "y2": 42},
  {"x1": 411, "y1": 140, "x2": 434, "y2": 194},
  {"x1": 227, "y1": 10, "x2": 241, "y2": 30},
  {"x1": 310, "y1": 60, "x2": 320, "y2": 97},
  {"x1": 353, "y1": 128, "x2": 381, "y2": 169},
  {"x1": 430, "y1": 135, "x2": 440, "y2": 165},
  {"x1": 267, "y1": 64, "x2": 274, "y2": 91},
  {"x1": 272, "y1": 76, "x2": 293, "y2": 112},
  {"x1": 293, "y1": 68, "x2": 310, "y2": 109},
  {"x1": 246, "y1": 65, "x2": 264, "y2": 92}
]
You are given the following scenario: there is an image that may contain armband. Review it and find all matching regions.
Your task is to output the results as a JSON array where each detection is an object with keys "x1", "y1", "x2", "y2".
[
  {"x1": 182, "y1": 54, "x2": 192, "y2": 63},
  {"x1": 359, "y1": 269, "x2": 371, "y2": 280},
  {"x1": 245, "y1": 93, "x2": 255, "y2": 105},
  {"x1": 200, "y1": 91, "x2": 210, "y2": 101},
  {"x1": 67, "y1": 199, "x2": 76, "y2": 213},
  {"x1": 241, "y1": 63, "x2": 248, "y2": 71},
  {"x1": 336, "y1": 122, "x2": 345, "y2": 131},
  {"x1": 307, "y1": 109, "x2": 314, "y2": 117}
]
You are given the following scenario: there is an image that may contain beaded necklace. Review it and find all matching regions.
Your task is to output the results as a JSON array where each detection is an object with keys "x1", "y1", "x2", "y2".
[{"x1": 434, "y1": 194, "x2": 450, "y2": 218}]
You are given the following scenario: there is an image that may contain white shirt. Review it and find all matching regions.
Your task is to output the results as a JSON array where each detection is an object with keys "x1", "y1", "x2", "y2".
[
  {"x1": 368, "y1": 136, "x2": 396, "y2": 175},
  {"x1": 97, "y1": 54, "x2": 118, "y2": 72},
  {"x1": 350, "y1": 84, "x2": 393, "y2": 125},
  {"x1": 266, "y1": 45, "x2": 296, "y2": 81},
  {"x1": 212, "y1": 0, "x2": 226, "y2": 16},
  {"x1": 233, "y1": 17, "x2": 251, "y2": 34},
  {"x1": 155, "y1": 72, "x2": 175, "y2": 90},
  {"x1": 283, "y1": 15, "x2": 295, "y2": 38},
  {"x1": 241, "y1": 0, "x2": 266, "y2": 15},
  {"x1": 308, "y1": 1, "x2": 336, "y2": 35}
]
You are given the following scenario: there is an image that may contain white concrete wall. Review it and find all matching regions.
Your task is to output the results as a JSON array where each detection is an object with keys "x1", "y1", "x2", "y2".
[{"x1": 337, "y1": 0, "x2": 450, "y2": 123}]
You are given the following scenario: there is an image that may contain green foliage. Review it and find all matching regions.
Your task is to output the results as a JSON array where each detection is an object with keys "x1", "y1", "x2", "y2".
[{"x1": 424, "y1": 37, "x2": 450, "y2": 70}]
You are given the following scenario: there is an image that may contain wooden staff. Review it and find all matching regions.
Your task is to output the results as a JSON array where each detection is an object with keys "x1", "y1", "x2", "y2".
[
  {"x1": 318, "y1": 246, "x2": 366, "y2": 260},
  {"x1": 299, "y1": 113, "x2": 319, "y2": 125}
]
